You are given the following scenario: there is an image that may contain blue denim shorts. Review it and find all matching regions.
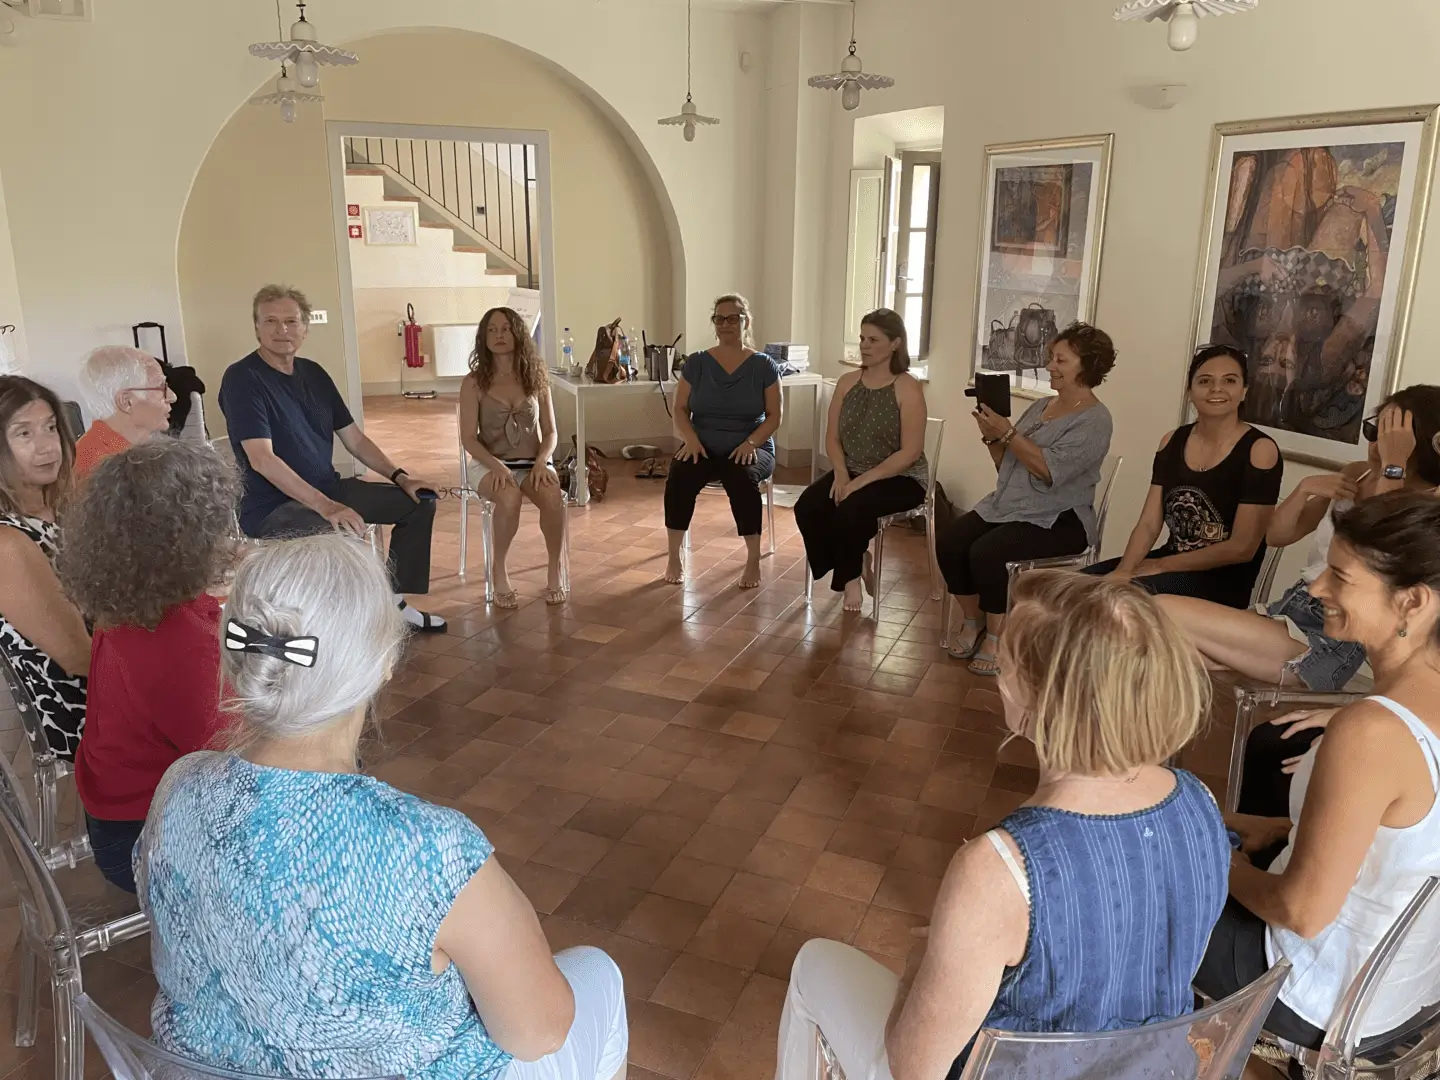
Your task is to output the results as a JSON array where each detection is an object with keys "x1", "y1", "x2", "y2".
[{"x1": 1265, "y1": 582, "x2": 1368, "y2": 691}]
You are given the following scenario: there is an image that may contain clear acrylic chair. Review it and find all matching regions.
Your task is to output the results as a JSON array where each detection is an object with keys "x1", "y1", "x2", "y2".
[
  {"x1": 684, "y1": 477, "x2": 778, "y2": 557},
  {"x1": 0, "y1": 646, "x2": 88, "y2": 861},
  {"x1": 0, "y1": 751, "x2": 150, "y2": 1080},
  {"x1": 75, "y1": 993, "x2": 402, "y2": 1080},
  {"x1": 955, "y1": 960, "x2": 1289, "y2": 1080},
  {"x1": 457, "y1": 440, "x2": 572, "y2": 603},
  {"x1": 805, "y1": 417, "x2": 946, "y2": 621},
  {"x1": 1277, "y1": 876, "x2": 1440, "y2": 1079},
  {"x1": 942, "y1": 454, "x2": 1123, "y2": 647}
]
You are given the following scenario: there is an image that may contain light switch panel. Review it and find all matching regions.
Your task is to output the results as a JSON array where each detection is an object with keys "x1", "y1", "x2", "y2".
[{"x1": 310, "y1": 310, "x2": 328, "y2": 325}]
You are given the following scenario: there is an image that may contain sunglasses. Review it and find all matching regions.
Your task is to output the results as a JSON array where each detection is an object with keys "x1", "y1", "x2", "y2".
[{"x1": 1362, "y1": 416, "x2": 1379, "y2": 443}]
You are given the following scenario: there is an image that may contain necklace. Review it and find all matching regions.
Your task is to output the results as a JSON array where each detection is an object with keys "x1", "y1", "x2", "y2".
[{"x1": 1042, "y1": 394, "x2": 1087, "y2": 424}]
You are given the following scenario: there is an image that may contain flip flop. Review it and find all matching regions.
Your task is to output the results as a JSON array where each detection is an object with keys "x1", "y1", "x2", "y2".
[
  {"x1": 544, "y1": 587, "x2": 568, "y2": 606},
  {"x1": 492, "y1": 590, "x2": 520, "y2": 610}
]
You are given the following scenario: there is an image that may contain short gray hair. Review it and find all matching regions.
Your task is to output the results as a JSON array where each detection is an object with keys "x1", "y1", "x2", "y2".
[
  {"x1": 223, "y1": 534, "x2": 405, "y2": 741},
  {"x1": 79, "y1": 346, "x2": 153, "y2": 422},
  {"x1": 252, "y1": 284, "x2": 312, "y2": 325}
]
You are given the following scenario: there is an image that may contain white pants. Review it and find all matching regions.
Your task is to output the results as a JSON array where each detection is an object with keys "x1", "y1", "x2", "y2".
[
  {"x1": 506, "y1": 947, "x2": 628, "y2": 1080},
  {"x1": 776, "y1": 939, "x2": 898, "y2": 1080}
]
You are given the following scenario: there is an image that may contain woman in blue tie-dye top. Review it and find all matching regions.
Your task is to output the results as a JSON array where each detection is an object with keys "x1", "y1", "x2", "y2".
[{"x1": 136, "y1": 534, "x2": 628, "y2": 1080}]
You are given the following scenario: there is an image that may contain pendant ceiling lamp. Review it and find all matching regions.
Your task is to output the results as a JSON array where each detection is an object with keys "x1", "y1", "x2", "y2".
[
  {"x1": 808, "y1": 0, "x2": 894, "y2": 112},
  {"x1": 658, "y1": 0, "x2": 719, "y2": 142},
  {"x1": 248, "y1": 0, "x2": 357, "y2": 122},
  {"x1": 1113, "y1": 0, "x2": 1258, "y2": 52}
]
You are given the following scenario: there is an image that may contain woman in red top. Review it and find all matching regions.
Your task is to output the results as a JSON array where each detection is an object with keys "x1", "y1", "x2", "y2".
[{"x1": 56, "y1": 438, "x2": 240, "y2": 892}]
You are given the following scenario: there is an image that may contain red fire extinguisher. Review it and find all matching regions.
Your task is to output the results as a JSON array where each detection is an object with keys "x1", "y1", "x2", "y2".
[{"x1": 399, "y1": 303, "x2": 436, "y2": 400}]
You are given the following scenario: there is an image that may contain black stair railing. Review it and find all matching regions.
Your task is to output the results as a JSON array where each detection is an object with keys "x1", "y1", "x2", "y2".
[{"x1": 345, "y1": 137, "x2": 538, "y2": 289}]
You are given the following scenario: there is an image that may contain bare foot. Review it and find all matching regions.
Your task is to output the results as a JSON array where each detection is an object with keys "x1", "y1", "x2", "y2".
[
  {"x1": 739, "y1": 558, "x2": 762, "y2": 589},
  {"x1": 664, "y1": 556, "x2": 684, "y2": 585},
  {"x1": 843, "y1": 579, "x2": 864, "y2": 612}
]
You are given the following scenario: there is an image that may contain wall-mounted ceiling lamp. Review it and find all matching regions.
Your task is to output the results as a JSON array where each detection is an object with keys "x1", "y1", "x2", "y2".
[
  {"x1": 658, "y1": 0, "x2": 719, "y2": 142},
  {"x1": 1113, "y1": 0, "x2": 1258, "y2": 52},
  {"x1": 808, "y1": 0, "x2": 894, "y2": 112},
  {"x1": 248, "y1": 0, "x2": 357, "y2": 124}
]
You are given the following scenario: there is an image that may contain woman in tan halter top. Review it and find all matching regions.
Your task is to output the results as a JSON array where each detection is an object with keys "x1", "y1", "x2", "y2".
[{"x1": 459, "y1": 308, "x2": 566, "y2": 607}]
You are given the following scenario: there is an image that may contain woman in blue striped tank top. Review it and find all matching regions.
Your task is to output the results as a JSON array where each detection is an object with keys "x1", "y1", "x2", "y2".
[{"x1": 775, "y1": 572, "x2": 1230, "y2": 1080}]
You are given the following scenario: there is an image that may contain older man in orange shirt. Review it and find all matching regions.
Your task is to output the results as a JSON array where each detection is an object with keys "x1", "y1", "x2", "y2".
[{"x1": 74, "y1": 346, "x2": 176, "y2": 477}]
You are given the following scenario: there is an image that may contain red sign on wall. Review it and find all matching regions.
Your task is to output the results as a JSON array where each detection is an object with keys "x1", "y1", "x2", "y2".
[
  {"x1": 348, "y1": 224, "x2": 363, "y2": 239},
  {"x1": 347, "y1": 203, "x2": 360, "y2": 218}
]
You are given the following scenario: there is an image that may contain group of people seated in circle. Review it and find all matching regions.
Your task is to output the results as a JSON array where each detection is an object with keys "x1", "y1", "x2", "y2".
[{"x1": 1, "y1": 277, "x2": 1439, "y2": 1080}]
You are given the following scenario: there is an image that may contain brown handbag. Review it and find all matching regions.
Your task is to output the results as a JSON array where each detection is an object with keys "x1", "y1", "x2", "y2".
[{"x1": 584, "y1": 318, "x2": 626, "y2": 384}]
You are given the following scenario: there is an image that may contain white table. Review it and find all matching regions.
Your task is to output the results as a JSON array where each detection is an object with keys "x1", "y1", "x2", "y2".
[{"x1": 550, "y1": 369, "x2": 826, "y2": 504}]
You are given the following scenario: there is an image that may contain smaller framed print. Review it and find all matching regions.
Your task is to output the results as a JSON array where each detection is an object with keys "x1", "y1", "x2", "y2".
[
  {"x1": 346, "y1": 203, "x2": 360, "y2": 218},
  {"x1": 348, "y1": 224, "x2": 363, "y2": 239},
  {"x1": 363, "y1": 205, "x2": 418, "y2": 246}
]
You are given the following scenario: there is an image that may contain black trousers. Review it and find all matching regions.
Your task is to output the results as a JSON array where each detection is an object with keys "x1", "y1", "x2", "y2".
[
  {"x1": 794, "y1": 472, "x2": 925, "y2": 590},
  {"x1": 664, "y1": 450, "x2": 775, "y2": 536},
  {"x1": 935, "y1": 509, "x2": 1088, "y2": 615},
  {"x1": 250, "y1": 477, "x2": 436, "y2": 595},
  {"x1": 1085, "y1": 552, "x2": 1258, "y2": 609},
  {"x1": 1237, "y1": 718, "x2": 1325, "y2": 820},
  {"x1": 85, "y1": 813, "x2": 143, "y2": 894},
  {"x1": 1193, "y1": 899, "x2": 1326, "y2": 1051}
]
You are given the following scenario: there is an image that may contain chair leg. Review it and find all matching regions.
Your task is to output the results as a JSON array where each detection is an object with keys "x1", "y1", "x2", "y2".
[
  {"x1": 50, "y1": 971, "x2": 82, "y2": 1080},
  {"x1": 15, "y1": 945, "x2": 37, "y2": 1047},
  {"x1": 560, "y1": 506, "x2": 572, "y2": 594},
  {"x1": 940, "y1": 593, "x2": 952, "y2": 650},
  {"x1": 481, "y1": 501, "x2": 496, "y2": 605},
  {"x1": 1225, "y1": 689, "x2": 1263, "y2": 815},
  {"x1": 458, "y1": 492, "x2": 469, "y2": 577},
  {"x1": 870, "y1": 528, "x2": 885, "y2": 622},
  {"x1": 36, "y1": 765, "x2": 57, "y2": 855},
  {"x1": 925, "y1": 505, "x2": 943, "y2": 602},
  {"x1": 804, "y1": 562, "x2": 813, "y2": 603},
  {"x1": 766, "y1": 483, "x2": 776, "y2": 556}
]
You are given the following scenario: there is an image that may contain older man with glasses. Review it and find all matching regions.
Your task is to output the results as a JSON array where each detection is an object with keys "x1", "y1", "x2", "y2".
[{"x1": 73, "y1": 346, "x2": 177, "y2": 477}]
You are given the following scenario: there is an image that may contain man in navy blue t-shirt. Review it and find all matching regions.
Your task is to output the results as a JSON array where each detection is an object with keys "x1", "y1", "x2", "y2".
[{"x1": 218, "y1": 285, "x2": 445, "y2": 632}]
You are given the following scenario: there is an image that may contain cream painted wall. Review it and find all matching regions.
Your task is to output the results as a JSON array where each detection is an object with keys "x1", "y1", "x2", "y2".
[
  {"x1": 811, "y1": 0, "x2": 1440, "y2": 587},
  {"x1": 0, "y1": 0, "x2": 768, "y2": 407},
  {"x1": 0, "y1": 164, "x2": 27, "y2": 374}
]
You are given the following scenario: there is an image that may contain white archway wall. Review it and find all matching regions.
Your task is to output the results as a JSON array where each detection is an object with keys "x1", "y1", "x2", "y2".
[
  {"x1": 0, "y1": 0, "x2": 772, "y2": 405},
  {"x1": 178, "y1": 30, "x2": 682, "y2": 442}
]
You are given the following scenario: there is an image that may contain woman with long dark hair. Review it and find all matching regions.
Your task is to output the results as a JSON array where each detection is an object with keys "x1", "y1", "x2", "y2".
[
  {"x1": 793, "y1": 309, "x2": 928, "y2": 612},
  {"x1": 0, "y1": 375, "x2": 89, "y2": 759},
  {"x1": 459, "y1": 307, "x2": 566, "y2": 607}
]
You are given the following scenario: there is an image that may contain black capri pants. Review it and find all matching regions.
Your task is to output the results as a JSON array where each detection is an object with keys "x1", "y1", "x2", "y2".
[
  {"x1": 935, "y1": 509, "x2": 1088, "y2": 615},
  {"x1": 664, "y1": 449, "x2": 775, "y2": 537},
  {"x1": 794, "y1": 472, "x2": 925, "y2": 590}
]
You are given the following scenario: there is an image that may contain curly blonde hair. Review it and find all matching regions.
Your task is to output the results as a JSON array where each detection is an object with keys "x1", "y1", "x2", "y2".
[
  {"x1": 56, "y1": 439, "x2": 240, "y2": 630},
  {"x1": 1002, "y1": 570, "x2": 1210, "y2": 775},
  {"x1": 469, "y1": 308, "x2": 548, "y2": 398}
]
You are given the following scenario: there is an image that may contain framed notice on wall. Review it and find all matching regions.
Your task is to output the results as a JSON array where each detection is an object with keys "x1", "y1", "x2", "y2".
[{"x1": 362, "y1": 205, "x2": 418, "y2": 246}]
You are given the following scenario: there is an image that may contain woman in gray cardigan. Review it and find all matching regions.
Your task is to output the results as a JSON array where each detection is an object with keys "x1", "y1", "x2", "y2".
[{"x1": 937, "y1": 323, "x2": 1116, "y2": 674}]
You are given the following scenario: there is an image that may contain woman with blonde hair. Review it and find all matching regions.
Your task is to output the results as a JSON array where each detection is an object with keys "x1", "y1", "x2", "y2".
[
  {"x1": 663, "y1": 293, "x2": 782, "y2": 588},
  {"x1": 775, "y1": 572, "x2": 1229, "y2": 1080},
  {"x1": 138, "y1": 534, "x2": 628, "y2": 1080},
  {"x1": 460, "y1": 307, "x2": 566, "y2": 607}
]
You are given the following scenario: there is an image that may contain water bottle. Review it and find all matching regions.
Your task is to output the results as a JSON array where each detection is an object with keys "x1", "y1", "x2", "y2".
[
  {"x1": 628, "y1": 326, "x2": 643, "y2": 380},
  {"x1": 561, "y1": 328, "x2": 576, "y2": 376}
]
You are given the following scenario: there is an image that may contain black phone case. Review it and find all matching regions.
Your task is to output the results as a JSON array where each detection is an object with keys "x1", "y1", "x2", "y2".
[{"x1": 974, "y1": 372, "x2": 1012, "y2": 418}]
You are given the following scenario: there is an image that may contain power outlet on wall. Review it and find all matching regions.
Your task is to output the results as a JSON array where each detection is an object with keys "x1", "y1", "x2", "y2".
[{"x1": 310, "y1": 310, "x2": 328, "y2": 324}]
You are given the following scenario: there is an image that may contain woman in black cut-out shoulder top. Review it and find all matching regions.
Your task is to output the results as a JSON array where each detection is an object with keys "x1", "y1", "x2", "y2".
[{"x1": 1086, "y1": 346, "x2": 1282, "y2": 609}]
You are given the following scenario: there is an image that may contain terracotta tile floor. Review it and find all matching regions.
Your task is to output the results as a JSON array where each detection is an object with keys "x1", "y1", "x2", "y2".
[{"x1": 0, "y1": 394, "x2": 1238, "y2": 1080}]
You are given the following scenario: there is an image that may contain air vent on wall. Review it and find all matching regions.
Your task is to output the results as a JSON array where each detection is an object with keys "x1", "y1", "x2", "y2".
[{"x1": 1, "y1": 0, "x2": 91, "y2": 20}]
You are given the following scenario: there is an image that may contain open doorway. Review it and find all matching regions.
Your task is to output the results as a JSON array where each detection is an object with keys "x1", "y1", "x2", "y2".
[{"x1": 326, "y1": 121, "x2": 558, "y2": 432}]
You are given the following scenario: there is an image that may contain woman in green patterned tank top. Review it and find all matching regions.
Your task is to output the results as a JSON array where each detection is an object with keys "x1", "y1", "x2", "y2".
[{"x1": 793, "y1": 309, "x2": 929, "y2": 612}]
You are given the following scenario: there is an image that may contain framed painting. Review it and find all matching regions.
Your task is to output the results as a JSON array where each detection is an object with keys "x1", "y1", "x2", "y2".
[
  {"x1": 1188, "y1": 105, "x2": 1440, "y2": 466},
  {"x1": 972, "y1": 134, "x2": 1113, "y2": 395},
  {"x1": 362, "y1": 205, "x2": 417, "y2": 246}
]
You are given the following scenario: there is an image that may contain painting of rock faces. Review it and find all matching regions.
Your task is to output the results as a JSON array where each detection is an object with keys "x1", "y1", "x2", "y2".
[
  {"x1": 973, "y1": 137, "x2": 1113, "y2": 392},
  {"x1": 1195, "y1": 109, "x2": 1438, "y2": 463}
]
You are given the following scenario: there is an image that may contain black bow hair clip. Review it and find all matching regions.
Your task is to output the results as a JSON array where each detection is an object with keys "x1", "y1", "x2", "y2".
[{"x1": 224, "y1": 618, "x2": 319, "y2": 669}]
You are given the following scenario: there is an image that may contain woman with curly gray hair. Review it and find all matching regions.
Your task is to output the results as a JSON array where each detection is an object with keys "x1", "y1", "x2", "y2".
[{"x1": 55, "y1": 437, "x2": 240, "y2": 892}]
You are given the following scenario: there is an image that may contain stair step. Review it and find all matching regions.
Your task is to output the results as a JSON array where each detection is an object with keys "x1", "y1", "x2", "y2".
[
  {"x1": 418, "y1": 220, "x2": 454, "y2": 229},
  {"x1": 384, "y1": 194, "x2": 422, "y2": 203},
  {"x1": 452, "y1": 245, "x2": 489, "y2": 253},
  {"x1": 345, "y1": 167, "x2": 385, "y2": 176},
  {"x1": 485, "y1": 268, "x2": 517, "y2": 276}
]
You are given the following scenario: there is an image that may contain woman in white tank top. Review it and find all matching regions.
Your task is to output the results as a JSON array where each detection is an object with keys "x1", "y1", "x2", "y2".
[{"x1": 1193, "y1": 492, "x2": 1440, "y2": 1063}]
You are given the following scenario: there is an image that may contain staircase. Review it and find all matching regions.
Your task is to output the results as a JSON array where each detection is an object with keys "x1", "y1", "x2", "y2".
[{"x1": 344, "y1": 137, "x2": 539, "y2": 288}]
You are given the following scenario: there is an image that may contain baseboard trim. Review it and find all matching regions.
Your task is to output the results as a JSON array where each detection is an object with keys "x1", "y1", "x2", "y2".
[{"x1": 362, "y1": 377, "x2": 465, "y2": 397}]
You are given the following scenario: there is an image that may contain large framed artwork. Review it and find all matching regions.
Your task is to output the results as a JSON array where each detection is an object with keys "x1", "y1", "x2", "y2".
[
  {"x1": 1189, "y1": 106, "x2": 1440, "y2": 466},
  {"x1": 972, "y1": 135, "x2": 1113, "y2": 394}
]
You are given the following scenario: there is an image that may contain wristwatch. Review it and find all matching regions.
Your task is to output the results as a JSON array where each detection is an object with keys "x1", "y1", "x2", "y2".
[
  {"x1": 1383, "y1": 464, "x2": 1406, "y2": 481},
  {"x1": 389, "y1": 467, "x2": 408, "y2": 484}
]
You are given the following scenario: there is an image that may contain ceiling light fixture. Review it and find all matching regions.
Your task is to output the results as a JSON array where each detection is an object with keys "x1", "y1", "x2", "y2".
[
  {"x1": 808, "y1": 0, "x2": 894, "y2": 112},
  {"x1": 248, "y1": 0, "x2": 357, "y2": 122},
  {"x1": 658, "y1": 0, "x2": 719, "y2": 142},
  {"x1": 1113, "y1": 0, "x2": 1258, "y2": 52}
]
